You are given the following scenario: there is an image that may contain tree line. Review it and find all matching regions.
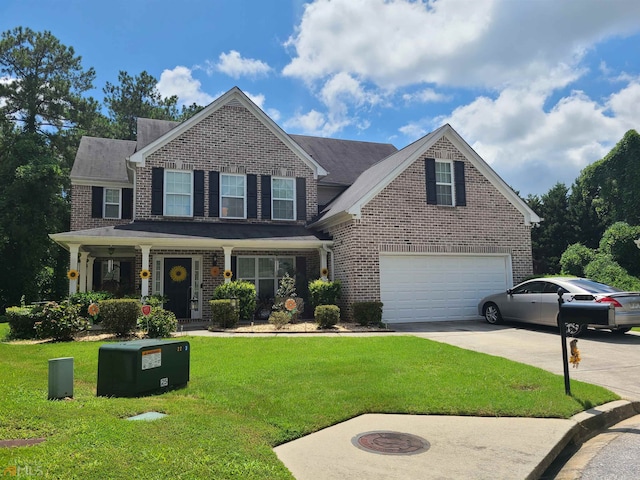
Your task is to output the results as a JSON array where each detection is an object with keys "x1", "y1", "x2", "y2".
[
  {"x1": 527, "y1": 129, "x2": 640, "y2": 288},
  {"x1": 0, "y1": 27, "x2": 203, "y2": 311}
]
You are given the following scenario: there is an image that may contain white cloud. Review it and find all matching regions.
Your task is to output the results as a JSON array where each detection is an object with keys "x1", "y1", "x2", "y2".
[
  {"x1": 284, "y1": 0, "x2": 640, "y2": 91},
  {"x1": 403, "y1": 89, "x2": 451, "y2": 103},
  {"x1": 216, "y1": 50, "x2": 271, "y2": 79},
  {"x1": 157, "y1": 66, "x2": 214, "y2": 106}
]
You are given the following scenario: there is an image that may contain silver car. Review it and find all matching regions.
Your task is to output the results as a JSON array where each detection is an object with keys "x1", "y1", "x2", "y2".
[{"x1": 478, "y1": 277, "x2": 640, "y2": 335}]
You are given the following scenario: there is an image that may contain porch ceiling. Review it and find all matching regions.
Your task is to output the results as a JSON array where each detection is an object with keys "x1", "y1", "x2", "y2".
[{"x1": 50, "y1": 220, "x2": 333, "y2": 251}]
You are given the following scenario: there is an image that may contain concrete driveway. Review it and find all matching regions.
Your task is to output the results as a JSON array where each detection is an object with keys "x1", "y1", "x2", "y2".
[{"x1": 393, "y1": 320, "x2": 640, "y2": 400}]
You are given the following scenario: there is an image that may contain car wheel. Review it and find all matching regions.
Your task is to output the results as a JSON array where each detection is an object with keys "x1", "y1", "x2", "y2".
[
  {"x1": 483, "y1": 303, "x2": 502, "y2": 325},
  {"x1": 612, "y1": 327, "x2": 631, "y2": 334},
  {"x1": 565, "y1": 322, "x2": 585, "y2": 337}
]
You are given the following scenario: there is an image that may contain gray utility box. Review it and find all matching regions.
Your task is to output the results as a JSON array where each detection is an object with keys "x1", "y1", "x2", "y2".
[
  {"x1": 49, "y1": 357, "x2": 74, "y2": 400},
  {"x1": 97, "y1": 339, "x2": 190, "y2": 397}
]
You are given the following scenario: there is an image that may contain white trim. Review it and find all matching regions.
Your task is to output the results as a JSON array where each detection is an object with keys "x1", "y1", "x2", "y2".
[
  {"x1": 128, "y1": 87, "x2": 327, "y2": 178},
  {"x1": 220, "y1": 173, "x2": 247, "y2": 219},
  {"x1": 271, "y1": 176, "x2": 296, "y2": 221},
  {"x1": 103, "y1": 187, "x2": 122, "y2": 219},
  {"x1": 164, "y1": 169, "x2": 194, "y2": 217},
  {"x1": 72, "y1": 178, "x2": 133, "y2": 189}
]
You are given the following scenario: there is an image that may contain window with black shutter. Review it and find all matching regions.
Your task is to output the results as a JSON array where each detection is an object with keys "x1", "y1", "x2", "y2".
[{"x1": 151, "y1": 167, "x2": 164, "y2": 215}]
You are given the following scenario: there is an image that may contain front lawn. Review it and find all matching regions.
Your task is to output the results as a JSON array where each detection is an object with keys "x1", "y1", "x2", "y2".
[{"x1": 0, "y1": 329, "x2": 618, "y2": 479}]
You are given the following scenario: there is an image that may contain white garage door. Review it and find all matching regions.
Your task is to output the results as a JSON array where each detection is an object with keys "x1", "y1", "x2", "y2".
[{"x1": 379, "y1": 254, "x2": 511, "y2": 323}]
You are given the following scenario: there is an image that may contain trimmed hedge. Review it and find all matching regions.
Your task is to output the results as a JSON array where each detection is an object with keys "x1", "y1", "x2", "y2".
[
  {"x1": 352, "y1": 301, "x2": 384, "y2": 327},
  {"x1": 314, "y1": 305, "x2": 340, "y2": 329},
  {"x1": 68, "y1": 291, "x2": 114, "y2": 320},
  {"x1": 6, "y1": 305, "x2": 42, "y2": 339},
  {"x1": 209, "y1": 300, "x2": 239, "y2": 328},
  {"x1": 99, "y1": 299, "x2": 140, "y2": 336},
  {"x1": 308, "y1": 279, "x2": 341, "y2": 310},
  {"x1": 212, "y1": 281, "x2": 256, "y2": 321}
]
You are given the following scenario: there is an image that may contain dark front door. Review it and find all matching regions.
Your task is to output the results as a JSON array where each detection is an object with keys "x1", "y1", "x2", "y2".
[{"x1": 163, "y1": 258, "x2": 192, "y2": 319}]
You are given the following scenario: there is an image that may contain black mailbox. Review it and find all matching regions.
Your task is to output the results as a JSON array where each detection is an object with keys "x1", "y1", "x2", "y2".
[
  {"x1": 97, "y1": 339, "x2": 190, "y2": 397},
  {"x1": 559, "y1": 302, "x2": 612, "y2": 326}
]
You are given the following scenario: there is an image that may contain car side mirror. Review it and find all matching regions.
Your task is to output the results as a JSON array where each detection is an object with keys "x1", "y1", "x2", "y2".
[{"x1": 507, "y1": 288, "x2": 513, "y2": 295}]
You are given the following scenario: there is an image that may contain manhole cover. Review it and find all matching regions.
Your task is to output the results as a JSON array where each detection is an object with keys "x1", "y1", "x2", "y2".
[{"x1": 352, "y1": 431, "x2": 430, "y2": 455}]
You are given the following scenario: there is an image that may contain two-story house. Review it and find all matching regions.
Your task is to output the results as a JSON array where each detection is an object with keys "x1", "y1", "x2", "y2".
[{"x1": 50, "y1": 87, "x2": 540, "y2": 324}]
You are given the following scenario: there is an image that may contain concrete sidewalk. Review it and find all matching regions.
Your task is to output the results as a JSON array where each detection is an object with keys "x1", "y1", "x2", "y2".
[{"x1": 274, "y1": 401, "x2": 640, "y2": 480}]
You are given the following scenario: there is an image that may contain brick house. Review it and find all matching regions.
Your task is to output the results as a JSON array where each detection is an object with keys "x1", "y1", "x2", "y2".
[{"x1": 50, "y1": 87, "x2": 540, "y2": 323}]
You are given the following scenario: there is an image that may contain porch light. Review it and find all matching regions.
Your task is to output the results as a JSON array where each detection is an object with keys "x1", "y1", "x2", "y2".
[{"x1": 190, "y1": 295, "x2": 199, "y2": 312}]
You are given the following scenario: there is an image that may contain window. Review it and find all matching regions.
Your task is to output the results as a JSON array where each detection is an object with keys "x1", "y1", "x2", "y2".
[
  {"x1": 221, "y1": 174, "x2": 246, "y2": 218},
  {"x1": 435, "y1": 161, "x2": 453, "y2": 206},
  {"x1": 165, "y1": 170, "x2": 193, "y2": 216},
  {"x1": 272, "y1": 177, "x2": 295, "y2": 220},
  {"x1": 237, "y1": 256, "x2": 294, "y2": 297},
  {"x1": 103, "y1": 188, "x2": 121, "y2": 219}
]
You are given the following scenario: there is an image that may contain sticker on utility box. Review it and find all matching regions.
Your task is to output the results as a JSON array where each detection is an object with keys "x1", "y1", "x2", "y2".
[{"x1": 141, "y1": 348, "x2": 162, "y2": 370}]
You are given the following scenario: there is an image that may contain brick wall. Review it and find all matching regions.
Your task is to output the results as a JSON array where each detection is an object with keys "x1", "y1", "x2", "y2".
[
  {"x1": 327, "y1": 136, "x2": 534, "y2": 318},
  {"x1": 136, "y1": 104, "x2": 318, "y2": 223},
  {"x1": 70, "y1": 184, "x2": 132, "y2": 231}
]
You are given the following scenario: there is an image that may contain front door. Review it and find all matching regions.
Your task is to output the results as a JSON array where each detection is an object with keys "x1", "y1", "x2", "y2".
[{"x1": 163, "y1": 258, "x2": 192, "y2": 319}]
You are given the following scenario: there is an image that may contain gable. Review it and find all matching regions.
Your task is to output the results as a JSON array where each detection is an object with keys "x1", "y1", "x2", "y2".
[
  {"x1": 311, "y1": 124, "x2": 540, "y2": 229},
  {"x1": 129, "y1": 87, "x2": 327, "y2": 178}
]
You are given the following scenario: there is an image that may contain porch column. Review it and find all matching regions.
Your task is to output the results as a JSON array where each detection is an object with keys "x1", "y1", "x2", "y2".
[
  {"x1": 79, "y1": 251, "x2": 89, "y2": 293},
  {"x1": 68, "y1": 244, "x2": 80, "y2": 295},
  {"x1": 87, "y1": 257, "x2": 95, "y2": 292},
  {"x1": 318, "y1": 247, "x2": 329, "y2": 280},
  {"x1": 140, "y1": 245, "x2": 151, "y2": 298},
  {"x1": 223, "y1": 246, "x2": 233, "y2": 283}
]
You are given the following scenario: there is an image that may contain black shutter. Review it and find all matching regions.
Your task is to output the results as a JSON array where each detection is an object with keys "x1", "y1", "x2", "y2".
[
  {"x1": 122, "y1": 188, "x2": 133, "y2": 219},
  {"x1": 151, "y1": 167, "x2": 164, "y2": 215},
  {"x1": 194, "y1": 170, "x2": 205, "y2": 216},
  {"x1": 209, "y1": 171, "x2": 219, "y2": 217},
  {"x1": 425, "y1": 158, "x2": 437, "y2": 205},
  {"x1": 454, "y1": 161, "x2": 466, "y2": 207},
  {"x1": 261, "y1": 175, "x2": 271, "y2": 219},
  {"x1": 91, "y1": 186, "x2": 103, "y2": 218},
  {"x1": 296, "y1": 177, "x2": 306, "y2": 221},
  {"x1": 247, "y1": 174, "x2": 257, "y2": 218}
]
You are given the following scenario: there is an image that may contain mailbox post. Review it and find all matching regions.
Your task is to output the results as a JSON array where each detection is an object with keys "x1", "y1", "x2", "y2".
[{"x1": 557, "y1": 290, "x2": 613, "y2": 395}]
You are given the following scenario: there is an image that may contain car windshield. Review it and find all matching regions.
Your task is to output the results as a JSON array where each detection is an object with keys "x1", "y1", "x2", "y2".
[{"x1": 565, "y1": 278, "x2": 621, "y2": 294}]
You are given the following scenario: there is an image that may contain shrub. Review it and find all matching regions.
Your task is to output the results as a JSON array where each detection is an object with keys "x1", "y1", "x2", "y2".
[
  {"x1": 138, "y1": 307, "x2": 177, "y2": 338},
  {"x1": 314, "y1": 305, "x2": 340, "y2": 329},
  {"x1": 584, "y1": 253, "x2": 640, "y2": 291},
  {"x1": 212, "y1": 281, "x2": 256, "y2": 321},
  {"x1": 6, "y1": 305, "x2": 42, "y2": 339},
  {"x1": 352, "y1": 301, "x2": 384, "y2": 327},
  {"x1": 268, "y1": 311, "x2": 291, "y2": 330},
  {"x1": 209, "y1": 299, "x2": 239, "y2": 328},
  {"x1": 599, "y1": 222, "x2": 640, "y2": 277},
  {"x1": 99, "y1": 299, "x2": 140, "y2": 336},
  {"x1": 141, "y1": 293, "x2": 169, "y2": 308},
  {"x1": 308, "y1": 279, "x2": 342, "y2": 310},
  {"x1": 68, "y1": 291, "x2": 114, "y2": 320},
  {"x1": 560, "y1": 243, "x2": 597, "y2": 277},
  {"x1": 35, "y1": 302, "x2": 89, "y2": 341}
]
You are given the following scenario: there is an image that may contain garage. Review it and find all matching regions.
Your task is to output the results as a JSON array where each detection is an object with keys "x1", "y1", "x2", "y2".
[{"x1": 379, "y1": 254, "x2": 512, "y2": 323}]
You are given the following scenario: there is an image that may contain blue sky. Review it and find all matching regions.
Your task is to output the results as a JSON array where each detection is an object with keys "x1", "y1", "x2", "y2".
[{"x1": 2, "y1": 0, "x2": 640, "y2": 197}]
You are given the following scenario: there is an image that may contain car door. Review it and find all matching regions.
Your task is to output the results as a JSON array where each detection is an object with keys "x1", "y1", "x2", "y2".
[
  {"x1": 500, "y1": 281, "x2": 544, "y2": 324},
  {"x1": 538, "y1": 281, "x2": 568, "y2": 326}
]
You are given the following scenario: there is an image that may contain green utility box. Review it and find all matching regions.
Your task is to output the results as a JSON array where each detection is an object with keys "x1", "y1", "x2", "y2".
[{"x1": 97, "y1": 339, "x2": 190, "y2": 397}]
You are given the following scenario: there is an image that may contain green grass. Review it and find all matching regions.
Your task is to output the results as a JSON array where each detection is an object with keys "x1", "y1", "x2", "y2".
[{"x1": 0, "y1": 327, "x2": 618, "y2": 479}]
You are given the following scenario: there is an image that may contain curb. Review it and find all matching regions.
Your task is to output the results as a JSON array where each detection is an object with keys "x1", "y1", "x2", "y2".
[{"x1": 533, "y1": 400, "x2": 640, "y2": 479}]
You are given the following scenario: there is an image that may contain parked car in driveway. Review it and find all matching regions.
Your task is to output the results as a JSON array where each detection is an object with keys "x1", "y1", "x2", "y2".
[{"x1": 478, "y1": 277, "x2": 640, "y2": 336}]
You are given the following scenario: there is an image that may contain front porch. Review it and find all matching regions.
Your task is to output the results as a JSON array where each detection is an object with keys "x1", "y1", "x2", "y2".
[{"x1": 50, "y1": 220, "x2": 334, "y2": 321}]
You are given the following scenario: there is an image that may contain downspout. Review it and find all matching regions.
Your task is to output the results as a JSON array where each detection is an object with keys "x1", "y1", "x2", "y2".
[{"x1": 322, "y1": 243, "x2": 334, "y2": 281}]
